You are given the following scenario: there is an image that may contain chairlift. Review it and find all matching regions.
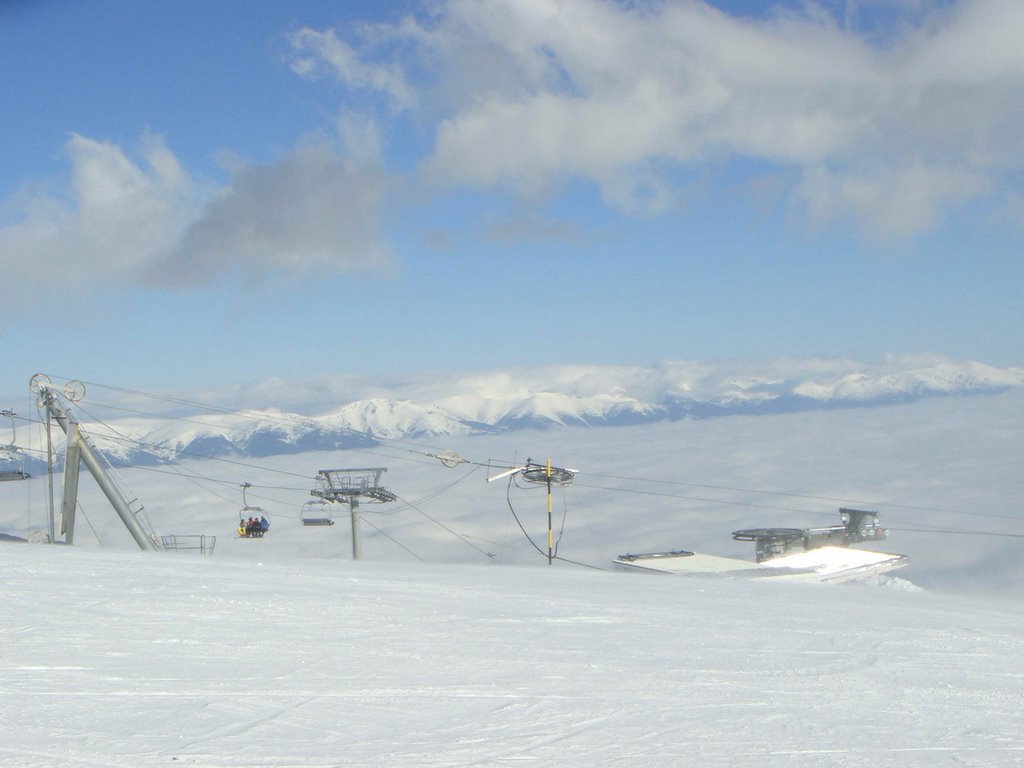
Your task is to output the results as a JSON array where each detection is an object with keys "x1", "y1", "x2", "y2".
[
  {"x1": 300, "y1": 498, "x2": 335, "y2": 526},
  {"x1": 236, "y1": 483, "x2": 270, "y2": 538},
  {"x1": 0, "y1": 409, "x2": 29, "y2": 482}
]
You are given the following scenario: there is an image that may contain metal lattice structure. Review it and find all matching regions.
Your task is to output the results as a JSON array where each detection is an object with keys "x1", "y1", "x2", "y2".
[
  {"x1": 31, "y1": 375, "x2": 163, "y2": 551},
  {"x1": 311, "y1": 468, "x2": 396, "y2": 559},
  {"x1": 733, "y1": 508, "x2": 889, "y2": 563},
  {"x1": 312, "y1": 468, "x2": 397, "y2": 504}
]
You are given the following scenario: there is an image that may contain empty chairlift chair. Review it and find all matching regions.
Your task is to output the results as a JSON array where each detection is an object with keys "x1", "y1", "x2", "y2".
[
  {"x1": 0, "y1": 409, "x2": 30, "y2": 482},
  {"x1": 300, "y1": 499, "x2": 335, "y2": 526}
]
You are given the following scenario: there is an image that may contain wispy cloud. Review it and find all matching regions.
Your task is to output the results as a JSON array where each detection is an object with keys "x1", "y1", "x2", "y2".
[
  {"x1": 288, "y1": 26, "x2": 417, "y2": 112},
  {"x1": 0, "y1": 132, "x2": 203, "y2": 305},
  {"x1": 293, "y1": 0, "x2": 1024, "y2": 235},
  {"x1": 0, "y1": 129, "x2": 394, "y2": 303},
  {"x1": 4, "y1": 0, "x2": 1019, "y2": 308},
  {"x1": 147, "y1": 140, "x2": 394, "y2": 288}
]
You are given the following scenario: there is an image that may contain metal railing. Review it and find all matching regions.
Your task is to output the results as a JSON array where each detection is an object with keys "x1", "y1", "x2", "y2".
[{"x1": 160, "y1": 535, "x2": 217, "y2": 555}]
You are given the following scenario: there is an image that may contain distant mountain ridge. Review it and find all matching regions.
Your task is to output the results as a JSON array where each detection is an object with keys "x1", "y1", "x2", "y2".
[{"x1": 8, "y1": 357, "x2": 1024, "y2": 468}]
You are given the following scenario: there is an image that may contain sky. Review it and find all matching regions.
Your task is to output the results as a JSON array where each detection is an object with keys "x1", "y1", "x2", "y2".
[{"x1": 2, "y1": 0, "x2": 1023, "y2": 405}]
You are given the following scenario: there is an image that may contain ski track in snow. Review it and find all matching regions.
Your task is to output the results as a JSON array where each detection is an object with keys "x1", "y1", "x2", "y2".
[
  {"x1": 2, "y1": 546, "x2": 1024, "y2": 767},
  {"x1": 3, "y1": 393, "x2": 1024, "y2": 765}
]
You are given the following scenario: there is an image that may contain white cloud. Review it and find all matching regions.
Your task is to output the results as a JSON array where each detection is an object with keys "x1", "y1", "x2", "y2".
[
  {"x1": 288, "y1": 27, "x2": 416, "y2": 112},
  {"x1": 797, "y1": 161, "x2": 994, "y2": 237},
  {"x1": 335, "y1": 111, "x2": 384, "y2": 167},
  {"x1": 147, "y1": 140, "x2": 394, "y2": 288},
  {"x1": 903, "y1": 0, "x2": 1024, "y2": 84},
  {"x1": 0, "y1": 132, "x2": 204, "y2": 306},
  {"x1": 0, "y1": 131, "x2": 394, "y2": 302},
  {"x1": 293, "y1": 0, "x2": 1024, "y2": 235},
  {"x1": 997, "y1": 192, "x2": 1024, "y2": 230}
]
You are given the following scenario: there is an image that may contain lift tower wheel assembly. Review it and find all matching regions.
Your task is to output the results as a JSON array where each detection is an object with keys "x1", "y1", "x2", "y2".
[
  {"x1": 30, "y1": 374, "x2": 161, "y2": 551},
  {"x1": 311, "y1": 468, "x2": 397, "y2": 560}
]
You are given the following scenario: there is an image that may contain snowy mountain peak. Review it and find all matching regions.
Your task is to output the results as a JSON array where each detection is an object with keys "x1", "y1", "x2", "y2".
[
  {"x1": 319, "y1": 398, "x2": 481, "y2": 439},
  {"x1": 5, "y1": 357, "x2": 1021, "y2": 468}
]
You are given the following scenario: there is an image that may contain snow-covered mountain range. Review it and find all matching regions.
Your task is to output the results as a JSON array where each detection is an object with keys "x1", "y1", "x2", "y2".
[{"x1": 8, "y1": 357, "x2": 1024, "y2": 467}]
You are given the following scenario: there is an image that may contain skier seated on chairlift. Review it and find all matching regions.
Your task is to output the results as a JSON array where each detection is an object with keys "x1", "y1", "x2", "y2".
[{"x1": 239, "y1": 515, "x2": 270, "y2": 538}]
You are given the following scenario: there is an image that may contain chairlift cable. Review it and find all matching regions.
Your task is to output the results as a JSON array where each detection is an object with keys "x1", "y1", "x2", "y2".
[
  {"x1": 574, "y1": 479, "x2": 1024, "y2": 535},
  {"x1": 385, "y1": 464, "x2": 482, "y2": 513},
  {"x1": 552, "y1": 554, "x2": 606, "y2": 571},
  {"x1": 450, "y1": 531, "x2": 521, "y2": 552},
  {"x1": 504, "y1": 474, "x2": 605, "y2": 570},
  {"x1": 24, "y1": 377, "x2": 1021, "y2": 535},
  {"x1": 566, "y1": 481, "x2": 610, "y2": 563},
  {"x1": 1, "y1": 408, "x2": 17, "y2": 450},
  {"x1": 46, "y1": 376, "x2": 462, "y2": 457},
  {"x1": 18, "y1": 420, "x2": 1022, "y2": 538},
  {"x1": 15, "y1": 385, "x2": 504, "y2": 481},
  {"x1": 238, "y1": 484, "x2": 302, "y2": 520},
  {"x1": 30, "y1": 383, "x2": 370, "y2": 456},
  {"x1": 505, "y1": 475, "x2": 547, "y2": 559},
  {"x1": 390, "y1": 492, "x2": 495, "y2": 560},
  {"x1": 358, "y1": 516, "x2": 425, "y2": 561},
  {"x1": 74, "y1": 429, "x2": 319, "y2": 481},
  {"x1": 888, "y1": 526, "x2": 1024, "y2": 539},
  {"x1": 553, "y1": 490, "x2": 570, "y2": 557},
  {"x1": 16, "y1": 404, "x2": 1017, "y2": 530},
  {"x1": 61, "y1": 402, "x2": 160, "y2": 525},
  {"x1": 590, "y1": 471, "x2": 1024, "y2": 523},
  {"x1": 573, "y1": 479, "x2": 818, "y2": 515},
  {"x1": 125, "y1": 464, "x2": 256, "y2": 506},
  {"x1": 43, "y1": 404, "x2": 306, "y2": 520},
  {"x1": 12, "y1": 409, "x2": 478, "y2": 515},
  {"x1": 126, "y1": 462, "x2": 312, "y2": 502},
  {"x1": 63, "y1": 377, "x2": 525, "y2": 478},
  {"x1": 76, "y1": 500, "x2": 103, "y2": 545}
]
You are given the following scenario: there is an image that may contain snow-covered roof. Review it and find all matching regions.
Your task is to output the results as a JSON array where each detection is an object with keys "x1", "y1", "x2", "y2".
[{"x1": 614, "y1": 546, "x2": 909, "y2": 583}]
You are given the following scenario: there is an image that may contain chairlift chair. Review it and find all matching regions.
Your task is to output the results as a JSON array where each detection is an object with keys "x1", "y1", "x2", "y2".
[
  {"x1": 237, "y1": 483, "x2": 270, "y2": 538},
  {"x1": 300, "y1": 498, "x2": 335, "y2": 526},
  {"x1": 0, "y1": 409, "x2": 29, "y2": 482}
]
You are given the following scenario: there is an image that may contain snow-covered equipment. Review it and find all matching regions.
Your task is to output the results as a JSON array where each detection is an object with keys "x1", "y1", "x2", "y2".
[
  {"x1": 732, "y1": 508, "x2": 889, "y2": 562},
  {"x1": 487, "y1": 460, "x2": 578, "y2": 486},
  {"x1": 429, "y1": 449, "x2": 466, "y2": 468},
  {"x1": 614, "y1": 508, "x2": 907, "y2": 583}
]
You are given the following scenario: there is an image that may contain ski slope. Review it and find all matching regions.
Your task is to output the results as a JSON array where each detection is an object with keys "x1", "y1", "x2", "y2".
[
  {"x1": 5, "y1": 389, "x2": 1016, "y2": 594},
  {"x1": 2, "y1": 391, "x2": 1024, "y2": 765},
  {"x1": 2, "y1": 543, "x2": 1023, "y2": 767}
]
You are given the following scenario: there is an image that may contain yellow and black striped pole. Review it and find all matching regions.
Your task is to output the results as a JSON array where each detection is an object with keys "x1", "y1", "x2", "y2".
[{"x1": 547, "y1": 458, "x2": 553, "y2": 566}]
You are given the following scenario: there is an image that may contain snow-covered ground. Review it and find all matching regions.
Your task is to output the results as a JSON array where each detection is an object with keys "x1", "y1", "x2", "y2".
[
  {"x1": 2, "y1": 391, "x2": 1023, "y2": 765},
  {"x1": 2, "y1": 544, "x2": 1024, "y2": 767},
  {"x1": 5, "y1": 389, "x2": 1017, "y2": 591}
]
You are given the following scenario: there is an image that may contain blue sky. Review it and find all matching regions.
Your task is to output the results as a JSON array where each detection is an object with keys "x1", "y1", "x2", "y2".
[{"x1": 2, "y1": 0, "x2": 1022, "y2": 406}]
